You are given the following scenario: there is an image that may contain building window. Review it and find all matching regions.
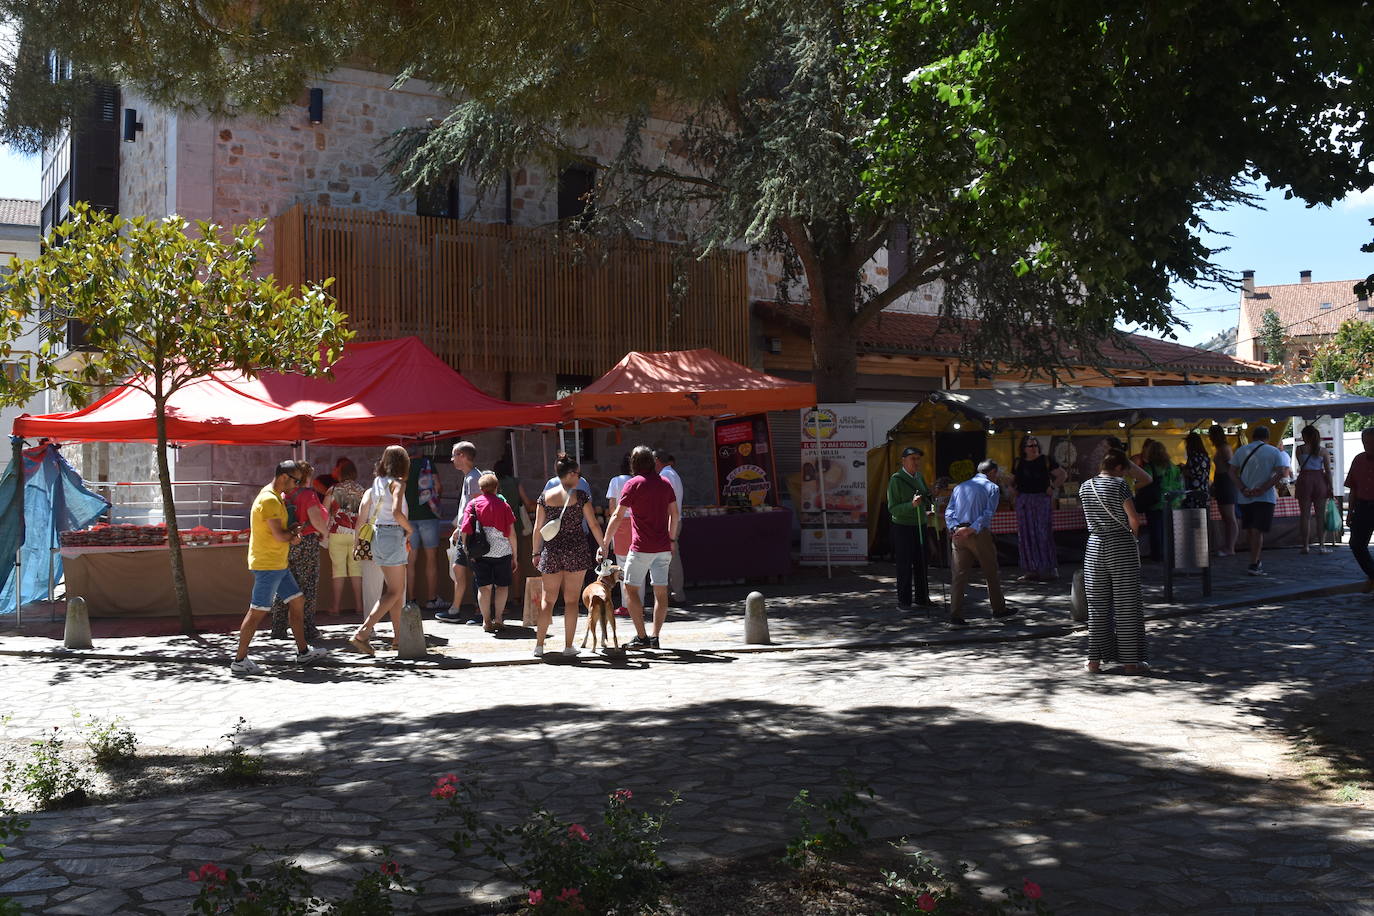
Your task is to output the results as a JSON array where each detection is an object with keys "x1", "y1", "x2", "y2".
[
  {"x1": 416, "y1": 180, "x2": 460, "y2": 219},
  {"x1": 557, "y1": 163, "x2": 596, "y2": 227},
  {"x1": 2, "y1": 360, "x2": 26, "y2": 384}
]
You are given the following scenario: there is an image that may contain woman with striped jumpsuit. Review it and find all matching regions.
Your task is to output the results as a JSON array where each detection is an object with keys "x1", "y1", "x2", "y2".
[{"x1": 1080, "y1": 449, "x2": 1147, "y2": 674}]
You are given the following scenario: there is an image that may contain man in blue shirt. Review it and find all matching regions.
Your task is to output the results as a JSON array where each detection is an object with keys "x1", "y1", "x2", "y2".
[
  {"x1": 1228, "y1": 425, "x2": 1291, "y2": 576},
  {"x1": 943, "y1": 460, "x2": 1015, "y2": 626}
]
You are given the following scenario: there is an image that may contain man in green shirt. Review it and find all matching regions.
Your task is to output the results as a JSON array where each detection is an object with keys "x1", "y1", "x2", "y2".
[{"x1": 887, "y1": 446, "x2": 933, "y2": 610}]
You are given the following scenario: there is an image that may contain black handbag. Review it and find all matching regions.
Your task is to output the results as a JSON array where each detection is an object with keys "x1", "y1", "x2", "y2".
[{"x1": 464, "y1": 503, "x2": 491, "y2": 559}]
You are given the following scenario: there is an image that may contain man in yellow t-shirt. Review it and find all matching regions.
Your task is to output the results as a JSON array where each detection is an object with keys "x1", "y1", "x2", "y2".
[{"x1": 232, "y1": 461, "x2": 330, "y2": 675}]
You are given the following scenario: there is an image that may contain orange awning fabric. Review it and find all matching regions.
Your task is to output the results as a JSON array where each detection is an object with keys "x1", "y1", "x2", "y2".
[
  {"x1": 560, "y1": 348, "x2": 817, "y2": 424},
  {"x1": 13, "y1": 337, "x2": 561, "y2": 445}
]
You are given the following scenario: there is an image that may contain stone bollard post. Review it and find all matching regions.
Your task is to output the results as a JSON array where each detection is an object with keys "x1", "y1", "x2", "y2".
[
  {"x1": 64, "y1": 596, "x2": 93, "y2": 650},
  {"x1": 744, "y1": 591, "x2": 770, "y2": 645},
  {"x1": 394, "y1": 602, "x2": 428, "y2": 660},
  {"x1": 1070, "y1": 571, "x2": 1088, "y2": 623}
]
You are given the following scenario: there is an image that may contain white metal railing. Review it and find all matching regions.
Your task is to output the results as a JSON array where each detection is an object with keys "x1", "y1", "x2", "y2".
[{"x1": 95, "y1": 480, "x2": 259, "y2": 530}]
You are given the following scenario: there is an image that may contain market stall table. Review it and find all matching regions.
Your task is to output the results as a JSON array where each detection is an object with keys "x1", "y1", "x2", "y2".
[
  {"x1": 677, "y1": 507, "x2": 792, "y2": 586},
  {"x1": 61, "y1": 542, "x2": 254, "y2": 617}
]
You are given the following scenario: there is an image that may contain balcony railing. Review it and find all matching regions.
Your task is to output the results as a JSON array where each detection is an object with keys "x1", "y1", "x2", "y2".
[{"x1": 272, "y1": 204, "x2": 751, "y2": 375}]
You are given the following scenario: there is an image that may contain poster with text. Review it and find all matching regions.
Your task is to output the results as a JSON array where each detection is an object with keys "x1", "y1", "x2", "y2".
[
  {"x1": 799, "y1": 404, "x2": 871, "y2": 564},
  {"x1": 714, "y1": 415, "x2": 779, "y2": 507}
]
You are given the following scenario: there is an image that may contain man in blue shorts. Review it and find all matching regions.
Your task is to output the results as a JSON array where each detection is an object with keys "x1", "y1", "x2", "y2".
[{"x1": 231, "y1": 461, "x2": 330, "y2": 675}]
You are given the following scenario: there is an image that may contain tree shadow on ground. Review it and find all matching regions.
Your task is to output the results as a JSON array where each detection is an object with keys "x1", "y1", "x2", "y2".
[{"x1": 13, "y1": 693, "x2": 1372, "y2": 914}]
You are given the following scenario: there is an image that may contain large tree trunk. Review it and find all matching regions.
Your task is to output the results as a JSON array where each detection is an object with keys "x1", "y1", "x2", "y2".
[
  {"x1": 811, "y1": 311, "x2": 861, "y2": 402},
  {"x1": 810, "y1": 264, "x2": 863, "y2": 403},
  {"x1": 154, "y1": 402, "x2": 196, "y2": 634}
]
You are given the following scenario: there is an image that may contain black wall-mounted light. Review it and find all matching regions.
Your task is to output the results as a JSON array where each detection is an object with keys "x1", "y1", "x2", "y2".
[
  {"x1": 122, "y1": 108, "x2": 143, "y2": 142},
  {"x1": 308, "y1": 88, "x2": 324, "y2": 124},
  {"x1": 765, "y1": 336, "x2": 783, "y2": 355}
]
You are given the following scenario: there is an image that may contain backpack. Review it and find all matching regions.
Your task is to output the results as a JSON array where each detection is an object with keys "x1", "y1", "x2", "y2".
[
  {"x1": 464, "y1": 500, "x2": 491, "y2": 559},
  {"x1": 417, "y1": 456, "x2": 442, "y2": 516}
]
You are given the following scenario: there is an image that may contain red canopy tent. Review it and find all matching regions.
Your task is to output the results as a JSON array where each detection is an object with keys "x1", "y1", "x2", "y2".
[
  {"x1": 559, "y1": 348, "x2": 816, "y2": 424},
  {"x1": 12, "y1": 336, "x2": 560, "y2": 444}
]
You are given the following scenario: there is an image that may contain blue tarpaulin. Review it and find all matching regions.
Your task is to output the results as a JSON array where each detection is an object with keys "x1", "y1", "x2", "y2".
[{"x1": 1, "y1": 441, "x2": 109, "y2": 614}]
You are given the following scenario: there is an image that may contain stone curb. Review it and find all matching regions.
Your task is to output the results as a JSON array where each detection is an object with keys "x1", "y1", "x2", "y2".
[{"x1": 0, "y1": 578, "x2": 1364, "y2": 673}]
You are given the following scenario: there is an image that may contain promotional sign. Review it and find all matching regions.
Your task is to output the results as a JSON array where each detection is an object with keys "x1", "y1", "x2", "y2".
[
  {"x1": 713, "y1": 415, "x2": 779, "y2": 507},
  {"x1": 799, "y1": 404, "x2": 871, "y2": 564}
]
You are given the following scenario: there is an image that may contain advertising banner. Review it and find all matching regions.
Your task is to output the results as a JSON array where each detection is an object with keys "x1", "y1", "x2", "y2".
[
  {"x1": 713, "y1": 415, "x2": 779, "y2": 507},
  {"x1": 799, "y1": 404, "x2": 871, "y2": 564}
]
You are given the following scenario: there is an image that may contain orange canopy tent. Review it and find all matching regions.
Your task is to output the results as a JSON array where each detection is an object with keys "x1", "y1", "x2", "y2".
[
  {"x1": 12, "y1": 337, "x2": 561, "y2": 445},
  {"x1": 559, "y1": 348, "x2": 817, "y2": 424}
]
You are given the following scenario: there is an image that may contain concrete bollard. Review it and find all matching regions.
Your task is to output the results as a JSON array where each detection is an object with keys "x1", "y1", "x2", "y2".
[
  {"x1": 394, "y1": 602, "x2": 428, "y2": 660},
  {"x1": 744, "y1": 591, "x2": 771, "y2": 644},
  {"x1": 1070, "y1": 571, "x2": 1088, "y2": 623},
  {"x1": 64, "y1": 596, "x2": 93, "y2": 650}
]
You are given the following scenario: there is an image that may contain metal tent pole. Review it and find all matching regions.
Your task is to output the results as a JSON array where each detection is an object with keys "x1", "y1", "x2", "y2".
[
  {"x1": 12, "y1": 437, "x2": 24, "y2": 628},
  {"x1": 813, "y1": 408, "x2": 831, "y2": 579}
]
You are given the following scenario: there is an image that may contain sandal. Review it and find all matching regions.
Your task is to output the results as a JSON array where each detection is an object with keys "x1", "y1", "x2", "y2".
[
  {"x1": 1122, "y1": 662, "x2": 1150, "y2": 675},
  {"x1": 1084, "y1": 661, "x2": 1101, "y2": 674},
  {"x1": 348, "y1": 631, "x2": 376, "y2": 656}
]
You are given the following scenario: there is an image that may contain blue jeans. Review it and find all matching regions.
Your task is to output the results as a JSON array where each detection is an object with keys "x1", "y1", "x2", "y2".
[{"x1": 250, "y1": 568, "x2": 301, "y2": 611}]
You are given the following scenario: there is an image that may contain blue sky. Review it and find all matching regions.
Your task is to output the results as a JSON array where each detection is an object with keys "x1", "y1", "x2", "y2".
[{"x1": 3, "y1": 145, "x2": 1372, "y2": 349}]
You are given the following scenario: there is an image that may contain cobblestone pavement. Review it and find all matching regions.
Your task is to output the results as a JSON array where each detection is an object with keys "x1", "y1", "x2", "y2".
[{"x1": 1, "y1": 551, "x2": 1373, "y2": 913}]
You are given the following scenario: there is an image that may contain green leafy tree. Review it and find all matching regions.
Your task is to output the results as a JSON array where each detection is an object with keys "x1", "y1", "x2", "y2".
[
  {"x1": 0, "y1": 204, "x2": 351, "y2": 634},
  {"x1": 1, "y1": 1, "x2": 1371, "y2": 399},
  {"x1": 1257, "y1": 308, "x2": 1289, "y2": 371},
  {"x1": 1308, "y1": 319, "x2": 1374, "y2": 431}
]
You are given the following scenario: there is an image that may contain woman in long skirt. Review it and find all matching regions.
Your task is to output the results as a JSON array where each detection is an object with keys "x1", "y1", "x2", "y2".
[
  {"x1": 1080, "y1": 449, "x2": 1147, "y2": 674},
  {"x1": 1011, "y1": 436, "x2": 1065, "y2": 581}
]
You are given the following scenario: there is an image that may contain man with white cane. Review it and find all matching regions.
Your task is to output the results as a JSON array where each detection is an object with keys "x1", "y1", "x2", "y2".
[{"x1": 887, "y1": 446, "x2": 933, "y2": 610}]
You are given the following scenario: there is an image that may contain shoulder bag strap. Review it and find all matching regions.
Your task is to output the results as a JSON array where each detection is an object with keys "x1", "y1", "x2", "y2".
[{"x1": 1085, "y1": 478, "x2": 1131, "y2": 534}]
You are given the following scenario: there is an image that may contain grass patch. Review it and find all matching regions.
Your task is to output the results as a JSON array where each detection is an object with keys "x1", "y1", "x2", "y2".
[{"x1": 1283, "y1": 679, "x2": 1374, "y2": 806}]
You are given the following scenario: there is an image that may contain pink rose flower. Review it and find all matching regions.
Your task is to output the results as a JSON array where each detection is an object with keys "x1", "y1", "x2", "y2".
[
  {"x1": 557, "y1": 887, "x2": 581, "y2": 902},
  {"x1": 528, "y1": 888, "x2": 544, "y2": 906},
  {"x1": 917, "y1": 892, "x2": 937, "y2": 911},
  {"x1": 1023, "y1": 879, "x2": 1043, "y2": 900},
  {"x1": 612, "y1": 788, "x2": 633, "y2": 802},
  {"x1": 567, "y1": 823, "x2": 590, "y2": 842},
  {"x1": 380, "y1": 861, "x2": 400, "y2": 877}
]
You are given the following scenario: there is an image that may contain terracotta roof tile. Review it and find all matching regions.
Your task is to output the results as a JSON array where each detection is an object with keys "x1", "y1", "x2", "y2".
[
  {"x1": 0, "y1": 198, "x2": 40, "y2": 227},
  {"x1": 1242, "y1": 278, "x2": 1371, "y2": 338},
  {"x1": 755, "y1": 300, "x2": 1272, "y2": 380}
]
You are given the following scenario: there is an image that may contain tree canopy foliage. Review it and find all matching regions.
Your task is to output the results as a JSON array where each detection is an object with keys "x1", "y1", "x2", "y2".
[
  {"x1": 1308, "y1": 319, "x2": 1374, "y2": 431},
  {"x1": 0, "y1": 205, "x2": 352, "y2": 632},
  {"x1": 2, "y1": 0, "x2": 1372, "y2": 399}
]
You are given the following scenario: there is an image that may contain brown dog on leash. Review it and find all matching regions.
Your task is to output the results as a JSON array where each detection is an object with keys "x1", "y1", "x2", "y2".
[{"x1": 581, "y1": 559, "x2": 623, "y2": 651}]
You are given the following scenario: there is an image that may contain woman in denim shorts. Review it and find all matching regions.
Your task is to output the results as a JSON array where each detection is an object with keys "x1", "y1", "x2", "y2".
[{"x1": 349, "y1": 446, "x2": 413, "y2": 655}]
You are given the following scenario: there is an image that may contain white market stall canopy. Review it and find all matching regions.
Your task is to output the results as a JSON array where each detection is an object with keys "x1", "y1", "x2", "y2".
[{"x1": 919, "y1": 383, "x2": 1374, "y2": 431}]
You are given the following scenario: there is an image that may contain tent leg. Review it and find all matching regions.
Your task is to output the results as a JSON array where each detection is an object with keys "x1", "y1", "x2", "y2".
[
  {"x1": 12, "y1": 437, "x2": 23, "y2": 628},
  {"x1": 813, "y1": 409, "x2": 831, "y2": 579}
]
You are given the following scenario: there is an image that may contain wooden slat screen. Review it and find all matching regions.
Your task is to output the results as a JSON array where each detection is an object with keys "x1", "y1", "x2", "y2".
[{"x1": 270, "y1": 203, "x2": 751, "y2": 375}]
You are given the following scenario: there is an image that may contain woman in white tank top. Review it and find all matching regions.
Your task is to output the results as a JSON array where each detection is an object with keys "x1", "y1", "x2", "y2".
[{"x1": 349, "y1": 445, "x2": 413, "y2": 655}]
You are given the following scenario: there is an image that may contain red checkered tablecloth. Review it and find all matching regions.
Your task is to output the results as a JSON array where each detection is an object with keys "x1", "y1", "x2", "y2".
[
  {"x1": 988, "y1": 507, "x2": 1086, "y2": 534},
  {"x1": 987, "y1": 495, "x2": 1302, "y2": 535}
]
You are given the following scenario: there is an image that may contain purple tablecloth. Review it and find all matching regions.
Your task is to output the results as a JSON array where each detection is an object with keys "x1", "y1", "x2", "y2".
[{"x1": 679, "y1": 509, "x2": 793, "y2": 584}]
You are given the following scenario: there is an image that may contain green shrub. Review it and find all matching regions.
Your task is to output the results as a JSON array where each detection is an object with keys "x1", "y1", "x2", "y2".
[
  {"x1": 84, "y1": 716, "x2": 139, "y2": 768},
  {"x1": 782, "y1": 769, "x2": 874, "y2": 868},
  {"x1": 21, "y1": 727, "x2": 90, "y2": 809}
]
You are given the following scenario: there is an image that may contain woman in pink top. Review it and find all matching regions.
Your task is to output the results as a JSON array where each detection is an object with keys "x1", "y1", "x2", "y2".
[{"x1": 460, "y1": 474, "x2": 518, "y2": 633}]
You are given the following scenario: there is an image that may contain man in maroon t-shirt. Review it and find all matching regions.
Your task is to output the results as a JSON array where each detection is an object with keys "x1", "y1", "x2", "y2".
[
  {"x1": 601, "y1": 445, "x2": 680, "y2": 649},
  {"x1": 1345, "y1": 427, "x2": 1374, "y2": 588}
]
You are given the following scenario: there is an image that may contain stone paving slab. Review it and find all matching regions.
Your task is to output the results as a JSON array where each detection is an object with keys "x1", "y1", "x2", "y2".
[{"x1": 1, "y1": 578, "x2": 1374, "y2": 913}]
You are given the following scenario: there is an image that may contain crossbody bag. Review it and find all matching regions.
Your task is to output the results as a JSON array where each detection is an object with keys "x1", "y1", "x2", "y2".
[
  {"x1": 1084, "y1": 477, "x2": 1133, "y2": 536},
  {"x1": 353, "y1": 480, "x2": 385, "y2": 561}
]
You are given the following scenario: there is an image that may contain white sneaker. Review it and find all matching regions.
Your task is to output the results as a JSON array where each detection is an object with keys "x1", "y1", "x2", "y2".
[
  {"x1": 561, "y1": 646, "x2": 579, "y2": 658},
  {"x1": 533, "y1": 644, "x2": 545, "y2": 658},
  {"x1": 295, "y1": 646, "x2": 329, "y2": 665},
  {"x1": 230, "y1": 657, "x2": 262, "y2": 676}
]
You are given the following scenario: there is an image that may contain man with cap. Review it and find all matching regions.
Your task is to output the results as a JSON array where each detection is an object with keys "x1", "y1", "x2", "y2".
[{"x1": 887, "y1": 446, "x2": 934, "y2": 609}]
